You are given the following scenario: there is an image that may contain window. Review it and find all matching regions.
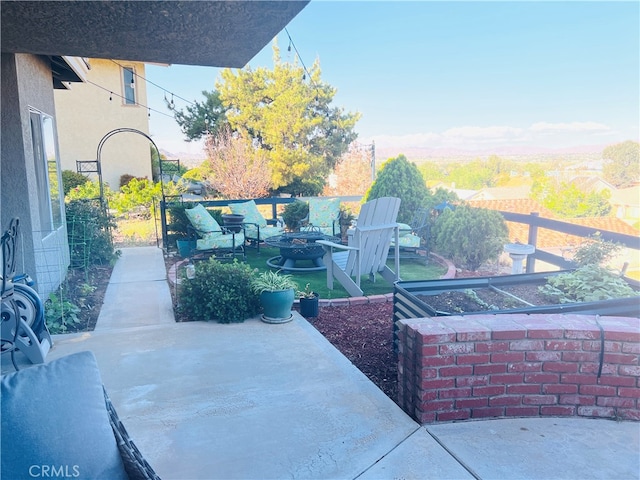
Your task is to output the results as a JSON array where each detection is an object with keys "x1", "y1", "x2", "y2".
[
  {"x1": 122, "y1": 66, "x2": 136, "y2": 105},
  {"x1": 29, "y1": 110, "x2": 63, "y2": 232}
]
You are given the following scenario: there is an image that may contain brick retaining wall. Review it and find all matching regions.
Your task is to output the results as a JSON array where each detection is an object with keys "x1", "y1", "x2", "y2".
[{"x1": 396, "y1": 314, "x2": 640, "y2": 423}]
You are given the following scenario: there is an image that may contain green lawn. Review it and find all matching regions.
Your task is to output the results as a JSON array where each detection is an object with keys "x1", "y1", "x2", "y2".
[{"x1": 242, "y1": 246, "x2": 446, "y2": 299}]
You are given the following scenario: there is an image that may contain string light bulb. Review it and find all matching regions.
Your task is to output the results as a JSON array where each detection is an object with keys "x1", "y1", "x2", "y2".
[{"x1": 109, "y1": 92, "x2": 112, "y2": 101}]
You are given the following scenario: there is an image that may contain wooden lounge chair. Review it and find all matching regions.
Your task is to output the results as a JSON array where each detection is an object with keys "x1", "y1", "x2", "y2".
[{"x1": 317, "y1": 197, "x2": 401, "y2": 297}]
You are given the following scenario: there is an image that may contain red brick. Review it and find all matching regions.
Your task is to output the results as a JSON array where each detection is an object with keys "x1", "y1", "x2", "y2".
[
  {"x1": 506, "y1": 406, "x2": 539, "y2": 416},
  {"x1": 560, "y1": 395, "x2": 596, "y2": 406},
  {"x1": 541, "y1": 405, "x2": 576, "y2": 416},
  {"x1": 491, "y1": 327, "x2": 527, "y2": 340},
  {"x1": 508, "y1": 362, "x2": 542, "y2": 373},
  {"x1": 526, "y1": 351, "x2": 561, "y2": 362},
  {"x1": 421, "y1": 345, "x2": 439, "y2": 356},
  {"x1": 582, "y1": 340, "x2": 601, "y2": 351},
  {"x1": 577, "y1": 406, "x2": 615, "y2": 418},
  {"x1": 475, "y1": 341, "x2": 510, "y2": 353},
  {"x1": 603, "y1": 353, "x2": 638, "y2": 365},
  {"x1": 418, "y1": 411, "x2": 437, "y2": 423},
  {"x1": 546, "y1": 340, "x2": 582, "y2": 351},
  {"x1": 579, "y1": 363, "x2": 617, "y2": 375},
  {"x1": 420, "y1": 378, "x2": 455, "y2": 390},
  {"x1": 619, "y1": 365, "x2": 640, "y2": 377},
  {"x1": 579, "y1": 385, "x2": 616, "y2": 396},
  {"x1": 491, "y1": 373, "x2": 525, "y2": 384},
  {"x1": 421, "y1": 399, "x2": 455, "y2": 411},
  {"x1": 439, "y1": 343, "x2": 475, "y2": 355},
  {"x1": 562, "y1": 351, "x2": 600, "y2": 362},
  {"x1": 510, "y1": 339, "x2": 545, "y2": 351},
  {"x1": 473, "y1": 385, "x2": 505, "y2": 396},
  {"x1": 604, "y1": 341, "x2": 623, "y2": 352},
  {"x1": 622, "y1": 343, "x2": 640, "y2": 354},
  {"x1": 492, "y1": 352, "x2": 525, "y2": 363},
  {"x1": 523, "y1": 395, "x2": 557, "y2": 405},
  {"x1": 597, "y1": 376, "x2": 636, "y2": 387},
  {"x1": 439, "y1": 388, "x2": 472, "y2": 399},
  {"x1": 604, "y1": 330, "x2": 640, "y2": 342},
  {"x1": 420, "y1": 367, "x2": 439, "y2": 379},
  {"x1": 507, "y1": 384, "x2": 540, "y2": 394},
  {"x1": 524, "y1": 373, "x2": 560, "y2": 384},
  {"x1": 423, "y1": 356, "x2": 456, "y2": 367},
  {"x1": 619, "y1": 387, "x2": 640, "y2": 398},
  {"x1": 472, "y1": 407, "x2": 504, "y2": 418},
  {"x1": 457, "y1": 353, "x2": 491, "y2": 365},
  {"x1": 456, "y1": 397, "x2": 488, "y2": 409},
  {"x1": 617, "y1": 409, "x2": 640, "y2": 421},
  {"x1": 438, "y1": 410, "x2": 471, "y2": 421},
  {"x1": 475, "y1": 364, "x2": 507, "y2": 375},
  {"x1": 564, "y1": 328, "x2": 600, "y2": 340},
  {"x1": 456, "y1": 375, "x2": 489, "y2": 387},
  {"x1": 489, "y1": 395, "x2": 522, "y2": 406},
  {"x1": 419, "y1": 390, "x2": 438, "y2": 402},
  {"x1": 543, "y1": 384, "x2": 578, "y2": 394},
  {"x1": 597, "y1": 397, "x2": 636, "y2": 408},
  {"x1": 543, "y1": 362, "x2": 579, "y2": 373},
  {"x1": 527, "y1": 328, "x2": 564, "y2": 339},
  {"x1": 560, "y1": 374, "x2": 598, "y2": 385},
  {"x1": 420, "y1": 331, "x2": 457, "y2": 344},
  {"x1": 439, "y1": 365, "x2": 474, "y2": 377},
  {"x1": 457, "y1": 328, "x2": 492, "y2": 342}
]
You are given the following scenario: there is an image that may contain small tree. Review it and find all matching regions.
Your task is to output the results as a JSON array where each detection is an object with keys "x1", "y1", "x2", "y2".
[
  {"x1": 432, "y1": 204, "x2": 508, "y2": 271},
  {"x1": 364, "y1": 154, "x2": 432, "y2": 223},
  {"x1": 203, "y1": 127, "x2": 272, "y2": 199},
  {"x1": 323, "y1": 143, "x2": 373, "y2": 197}
]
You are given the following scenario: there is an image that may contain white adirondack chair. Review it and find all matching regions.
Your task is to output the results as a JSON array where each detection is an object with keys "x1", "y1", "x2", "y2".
[{"x1": 317, "y1": 197, "x2": 401, "y2": 297}]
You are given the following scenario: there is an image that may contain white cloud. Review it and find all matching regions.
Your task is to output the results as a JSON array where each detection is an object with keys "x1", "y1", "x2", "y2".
[{"x1": 529, "y1": 121, "x2": 612, "y2": 134}]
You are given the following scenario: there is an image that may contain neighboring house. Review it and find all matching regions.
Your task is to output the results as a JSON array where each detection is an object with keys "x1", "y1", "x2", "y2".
[
  {"x1": 1, "y1": 1, "x2": 308, "y2": 297},
  {"x1": 609, "y1": 186, "x2": 640, "y2": 227},
  {"x1": 54, "y1": 59, "x2": 152, "y2": 190}
]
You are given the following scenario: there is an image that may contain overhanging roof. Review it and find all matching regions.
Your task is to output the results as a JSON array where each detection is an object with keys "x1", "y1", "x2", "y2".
[{"x1": 1, "y1": 1, "x2": 309, "y2": 68}]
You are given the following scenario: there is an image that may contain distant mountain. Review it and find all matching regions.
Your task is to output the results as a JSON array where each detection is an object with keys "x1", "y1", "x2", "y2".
[{"x1": 159, "y1": 148, "x2": 206, "y2": 168}]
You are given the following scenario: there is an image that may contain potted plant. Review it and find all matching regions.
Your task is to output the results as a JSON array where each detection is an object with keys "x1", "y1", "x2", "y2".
[
  {"x1": 297, "y1": 283, "x2": 319, "y2": 318},
  {"x1": 252, "y1": 270, "x2": 298, "y2": 323}
]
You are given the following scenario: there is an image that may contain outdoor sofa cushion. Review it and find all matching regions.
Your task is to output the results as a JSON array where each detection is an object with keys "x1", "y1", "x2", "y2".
[
  {"x1": 185, "y1": 204, "x2": 244, "y2": 251},
  {"x1": 229, "y1": 200, "x2": 283, "y2": 241},
  {"x1": 1, "y1": 351, "x2": 128, "y2": 479},
  {"x1": 305, "y1": 197, "x2": 341, "y2": 235}
]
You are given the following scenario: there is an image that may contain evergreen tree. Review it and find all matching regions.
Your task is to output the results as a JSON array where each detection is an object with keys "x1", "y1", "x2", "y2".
[{"x1": 364, "y1": 155, "x2": 432, "y2": 223}]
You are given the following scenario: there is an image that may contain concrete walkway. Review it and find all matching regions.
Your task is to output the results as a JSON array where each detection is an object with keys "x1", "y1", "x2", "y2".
[{"x1": 8, "y1": 247, "x2": 640, "y2": 479}]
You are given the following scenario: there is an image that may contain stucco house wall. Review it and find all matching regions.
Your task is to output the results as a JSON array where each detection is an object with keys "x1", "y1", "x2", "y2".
[
  {"x1": 54, "y1": 59, "x2": 152, "y2": 190},
  {"x1": 1, "y1": 53, "x2": 69, "y2": 296}
]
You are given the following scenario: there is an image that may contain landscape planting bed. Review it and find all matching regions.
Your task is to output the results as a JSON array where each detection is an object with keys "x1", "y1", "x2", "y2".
[{"x1": 394, "y1": 271, "x2": 640, "y2": 323}]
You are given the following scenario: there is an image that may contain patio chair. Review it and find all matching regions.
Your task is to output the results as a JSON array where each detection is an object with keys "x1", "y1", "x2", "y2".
[
  {"x1": 184, "y1": 204, "x2": 245, "y2": 260},
  {"x1": 391, "y1": 208, "x2": 431, "y2": 264},
  {"x1": 229, "y1": 200, "x2": 284, "y2": 252},
  {"x1": 300, "y1": 197, "x2": 341, "y2": 236},
  {"x1": 317, "y1": 197, "x2": 401, "y2": 297},
  {"x1": 1, "y1": 351, "x2": 160, "y2": 480}
]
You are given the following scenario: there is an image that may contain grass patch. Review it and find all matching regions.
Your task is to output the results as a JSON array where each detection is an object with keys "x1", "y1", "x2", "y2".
[{"x1": 242, "y1": 246, "x2": 446, "y2": 299}]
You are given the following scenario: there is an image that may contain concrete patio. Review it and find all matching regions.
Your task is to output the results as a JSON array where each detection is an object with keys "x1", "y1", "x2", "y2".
[{"x1": 3, "y1": 247, "x2": 639, "y2": 479}]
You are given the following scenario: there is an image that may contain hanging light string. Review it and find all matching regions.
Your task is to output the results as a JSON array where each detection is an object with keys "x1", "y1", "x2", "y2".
[
  {"x1": 83, "y1": 78, "x2": 174, "y2": 119},
  {"x1": 284, "y1": 28, "x2": 318, "y2": 85}
]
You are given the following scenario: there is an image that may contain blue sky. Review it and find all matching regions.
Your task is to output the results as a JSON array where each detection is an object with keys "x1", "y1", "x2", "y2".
[{"x1": 146, "y1": 1, "x2": 639, "y2": 158}]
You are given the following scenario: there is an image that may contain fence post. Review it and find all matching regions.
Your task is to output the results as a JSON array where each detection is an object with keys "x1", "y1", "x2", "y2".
[
  {"x1": 160, "y1": 199, "x2": 168, "y2": 251},
  {"x1": 526, "y1": 212, "x2": 539, "y2": 273}
]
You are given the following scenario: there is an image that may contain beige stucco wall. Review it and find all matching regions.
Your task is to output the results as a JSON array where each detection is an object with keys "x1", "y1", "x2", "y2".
[
  {"x1": 1, "y1": 53, "x2": 69, "y2": 297},
  {"x1": 54, "y1": 59, "x2": 152, "y2": 190}
]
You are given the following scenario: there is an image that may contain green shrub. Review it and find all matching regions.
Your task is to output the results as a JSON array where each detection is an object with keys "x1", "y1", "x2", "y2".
[
  {"x1": 110, "y1": 178, "x2": 162, "y2": 218},
  {"x1": 364, "y1": 154, "x2": 433, "y2": 223},
  {"x1": 432, "y1": 204, "x2": 508, "y2": 271},
  {"x1": 119, "y1": 174, "x2": 147, "y2": 188},
  {"x1": 65, "y1": 199, "x2": 119, "y2": 267},
  {"x1": 282, "y1": 201, "x2": 308, "y2": 231},
  {"x1": 44, "y1": 292, "x2": 81, "y2": 334},
  {"x1": 539, "y1": 264, "x2": 638, "y2": 303},
  {"x1": 66, "y1": 180, "x2": 107, "y2": 201},
  {"x1": 61, "y1": 170, "x2": 90, "y2": 196},
  {"x1": 179, "y1": 259, "x2": 260, "y2": 323},
  {"x1": 572, "y1": 233, "x2": 622, "y2": 267}
]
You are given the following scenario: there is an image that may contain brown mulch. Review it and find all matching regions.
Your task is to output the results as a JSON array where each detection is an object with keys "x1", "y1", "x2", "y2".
[{"x1": 60, "y1": 264, "x2": 113, "y2": 332}]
